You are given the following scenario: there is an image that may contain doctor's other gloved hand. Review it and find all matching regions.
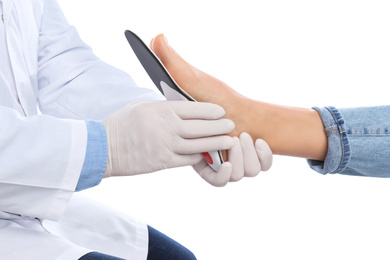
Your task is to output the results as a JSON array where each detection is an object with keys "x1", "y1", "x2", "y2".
[
  {"x1": 194, "y1": 132, "x2": 273, "y2": 187},
  {"x1": 102, "y1": 101, "x2": 235, "y2": 178}
]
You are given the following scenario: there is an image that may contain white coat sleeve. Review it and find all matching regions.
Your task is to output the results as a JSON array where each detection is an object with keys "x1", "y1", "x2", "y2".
[
  {"x1": 0, "y1": 106, "x2": 87, "y2": 220},
  {"x1": 37, "y1": 0, "x2": 164, "y2": 121}
]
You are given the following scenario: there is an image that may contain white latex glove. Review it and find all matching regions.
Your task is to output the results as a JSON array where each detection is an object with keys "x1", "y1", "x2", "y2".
[
  {"x1": 194, "y1": 132, "x2": 273, "y2": 186},
  {"x1": 103, "y1": 101, "x2": 235, "y2": 177}
]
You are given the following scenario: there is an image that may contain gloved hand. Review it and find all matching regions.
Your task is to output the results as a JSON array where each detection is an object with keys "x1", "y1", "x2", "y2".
[
  {"x1": 102, "y1": 101, "x2": 235, "y2": 177},
  {"x1": 194, "y1": 132, "x2": 273, "y2": 187}
]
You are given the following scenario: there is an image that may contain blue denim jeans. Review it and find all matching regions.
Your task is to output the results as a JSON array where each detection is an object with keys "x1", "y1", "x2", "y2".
[
  {"x1": 308, "y1": 106, "x2": 390, "y2": 177},
  {"x1": 79, "y1": 225, "x2": 196, "y2": 260}
]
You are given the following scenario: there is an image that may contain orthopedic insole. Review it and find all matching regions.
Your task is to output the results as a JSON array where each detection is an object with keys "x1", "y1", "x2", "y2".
[{"x1": 125, "y1": 30, "x2": 223, "y2": 171}]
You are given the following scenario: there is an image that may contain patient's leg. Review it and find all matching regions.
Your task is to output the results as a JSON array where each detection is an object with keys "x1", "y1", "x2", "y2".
[{"x1": 150, "y1": 35, "x2": 327, "y2": 161}]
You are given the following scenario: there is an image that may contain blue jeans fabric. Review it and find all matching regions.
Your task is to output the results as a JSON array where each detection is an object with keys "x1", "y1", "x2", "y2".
[
  {"x1": 79, "y1": 252, "x2": 125, "y2": 260},
  {"x1": 146, "y1": 226, "x2": 196, "y2": 260},
  {"x1": 79, "y1": 225, "x2": 196, "y2": 260},
  {"x1": 308, "y1": 106, "x2": 390, "y2": 177}
]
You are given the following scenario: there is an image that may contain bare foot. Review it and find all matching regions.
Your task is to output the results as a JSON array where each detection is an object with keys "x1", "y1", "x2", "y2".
[
  {"x1": 150, "y1": 35, "x2": 328, "y2": 161},
  {"x1": 150, "y1": 34, "x2": 251, "y2": 139}
]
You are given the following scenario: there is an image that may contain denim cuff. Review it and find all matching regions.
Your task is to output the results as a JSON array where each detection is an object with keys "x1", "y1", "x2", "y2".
[
  {"x1": 75, "y1": 120, "x2": 107, "y2": 191},
  {"x1": 307, "y1": 106, "x2": 351, "y2": 174}
]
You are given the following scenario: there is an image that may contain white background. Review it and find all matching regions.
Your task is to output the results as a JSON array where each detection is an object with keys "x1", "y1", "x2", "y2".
[{"x1": 58, "y1": 1, "x2": 390, "y2": 259}]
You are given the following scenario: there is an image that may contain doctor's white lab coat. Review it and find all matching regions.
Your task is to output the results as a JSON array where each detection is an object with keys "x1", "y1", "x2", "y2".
[{"x1": 0, "y1": 0, "x2": 163, "y2": 259}]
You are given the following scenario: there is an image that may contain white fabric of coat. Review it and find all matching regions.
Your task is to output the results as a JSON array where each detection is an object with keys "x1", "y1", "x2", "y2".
[{"x1": 0, "y1": 0, "x2": 163, "y2": 259}]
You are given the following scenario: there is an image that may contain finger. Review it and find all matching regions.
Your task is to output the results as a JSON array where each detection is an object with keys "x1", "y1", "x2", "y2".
[
  {"x1": 195, "y1": 160, "x2": 232, "y2": 187},
  {"x1": 227, "y1": 137, "x2": 244, "y2": 182},
  {"x1": 240, "y1": 132, "x2": 261, "y2": 177},
  {"x1": 168, "y1": 153, "x2": 204, "y2": 169},
  {"x1": 179, "y1": 119, "x2": 234, "y2": 138},
  {"x1": 171, "y1": 101, "x2": 226, "y2": 120},
  {"x1": 175, "y1": 136, "x2": 234, "y2": 154},
  {"x1": 255, "y1": 139, "x2": 273, "y2": 171}
]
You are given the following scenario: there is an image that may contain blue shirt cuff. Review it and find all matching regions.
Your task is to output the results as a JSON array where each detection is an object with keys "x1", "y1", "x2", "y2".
[{"x1": 75, "y1": 120, "x2": 107, "y2": 191}]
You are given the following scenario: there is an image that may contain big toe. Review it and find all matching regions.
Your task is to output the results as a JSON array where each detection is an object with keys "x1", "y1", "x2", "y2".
[
  {"x1": 150, "y1": 34, "x2": 197, "y2": 84},
  {"x1": 150, "y1": 34, "x2": 170, "y2": 64}
]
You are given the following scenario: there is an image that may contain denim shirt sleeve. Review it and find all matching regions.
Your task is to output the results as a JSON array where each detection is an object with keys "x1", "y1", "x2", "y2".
[
  {"x1": 308, "y1": 106, "x2": 390, "y2": 177},
  {"x1": 75, "y1": 120, "x2": 107, "y2": 191}
]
